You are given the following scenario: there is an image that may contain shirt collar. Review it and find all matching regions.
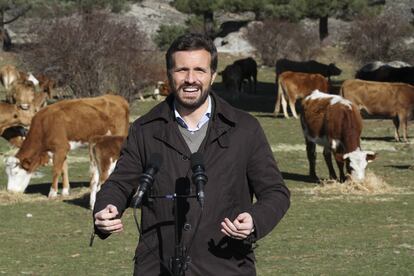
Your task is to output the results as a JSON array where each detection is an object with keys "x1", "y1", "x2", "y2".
[{"x1": 174, "y1": 95, "x2": 212, "y2": 132}]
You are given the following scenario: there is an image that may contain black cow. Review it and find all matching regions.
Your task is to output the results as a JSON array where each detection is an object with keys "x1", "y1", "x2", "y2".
[
  {"x1": 233, "y1": 57, "x2": 257, "y2": 93},
  {"x1": 355, "y1": 62, "x2": 414, "y2": 85},
  {"x1": 219, "y1": 63, "x2": 243, "y2": 99},
  {"x1": 219, "y1": 57, "x2": 257, "y2": 98},
  {"x1": 275, "y1": 59, "x2": 342, "y2": 81}
]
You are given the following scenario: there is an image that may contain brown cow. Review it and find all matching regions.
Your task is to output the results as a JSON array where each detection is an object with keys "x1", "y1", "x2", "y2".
[
  {"x1": 88, "y1": 135, "x2": 125, "y2": 209},
  {"x1": 340, "y1": 79, "x2": 414, "y2": 142},
  {"x1": 5, "y1": 94, "x2": 129, "y2": 197},
  {"x1": 8, "y1": 80, "x2": 36, "y2": 110},
  {"x1": 301, "y1": 90, "x2": 376, "y2": 182},
  {"x1": 0, "y1": 102, "x2": 33, "y2": 135},
  {"x1": 35, "y1": 74, "x2": 57, "y2": 99},
  {"x1": 274, "y1": 71, "x2": 329, "y2": 119}
]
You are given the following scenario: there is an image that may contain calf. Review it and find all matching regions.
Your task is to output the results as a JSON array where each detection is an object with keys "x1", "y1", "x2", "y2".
[
  {"x1": 233, "y1": 57, "x2": 257, "y2": 93},
  {"x1": 219, "y1": 57, "x2": 258, "y2": 98},
  {"x1": 5, "y1": 94, "x2": 129, "y2": 197},
  {"x1": 89, "y1": 135, "x2": 125, "y2": 209},
  {"x1": 301, "y1": 90, "x2": 376, "y2": 182},
  {"x1": 274, "y1": 71, "x2": 328, "y2": 119},
  {"x1": 220, "y1": 63, "x2": 243, "y2": 99},
  {"x1": 340, "y1": 79, "x2": 414, "y2": 142}
]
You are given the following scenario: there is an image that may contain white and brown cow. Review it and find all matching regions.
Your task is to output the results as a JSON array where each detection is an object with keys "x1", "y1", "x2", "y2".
[
  {"x1": 88, "y1": 135, "x2": 125, "y2": 209},
  {"x1": 274, "y1": 71, "x2": 329, "y2": 119},
  {"x1": 340, "y1": 79, "x2": 414, "y2": 142},
  {"x1": 5, "y1": 94, "x2": 129, "y2": 197},
  {"x1": 301, "y1": 90, "x2": 376, "y2": 182}
]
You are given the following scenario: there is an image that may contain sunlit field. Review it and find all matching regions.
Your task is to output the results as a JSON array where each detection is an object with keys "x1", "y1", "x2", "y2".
[{"x1": 0, "y1": 61, "x2": 413, "y2": 275}]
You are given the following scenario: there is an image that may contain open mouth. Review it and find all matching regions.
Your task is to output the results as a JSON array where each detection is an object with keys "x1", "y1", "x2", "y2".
[{"x1": 182, "y1": 86, "x2": 200, "y2": 93}]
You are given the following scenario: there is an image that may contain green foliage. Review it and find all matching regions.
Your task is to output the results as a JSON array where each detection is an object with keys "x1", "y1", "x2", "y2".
[
  {"x1": 26, "y1": 0, "x2": 143, "y2": 17},
  {"x1": 154, "y1": 24, "x2": 188, "y2": 51},
  {"x1": 185, "y1": 14, "x2": 206, "y2": 33},
  {"x1": 173, "y1": 0, "x2": 220, "y2": 14}
]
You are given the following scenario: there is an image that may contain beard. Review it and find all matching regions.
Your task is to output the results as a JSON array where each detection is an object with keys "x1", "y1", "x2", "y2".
[{"x1": 173, "y1": 82, "x2": 212, "y2": 110}]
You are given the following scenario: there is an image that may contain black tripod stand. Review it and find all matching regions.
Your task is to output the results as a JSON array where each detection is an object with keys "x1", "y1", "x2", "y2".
[{"x1": 149, "y1": 193, "x2": 199, "y2": 276}]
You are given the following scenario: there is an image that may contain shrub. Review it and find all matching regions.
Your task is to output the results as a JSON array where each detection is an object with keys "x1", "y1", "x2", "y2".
[
  {"x1": 22, "y1": 12, "x2": 162, "y2": 102},
  {"x1": 246, "y1": 19, "x2": 320, "y2": 67},
  {"x1": 154, "y1": 24, "x2": 187, "y2": 51},
  {"x1": 344, "y1": 13, "x2": 414, "y2": 64}
]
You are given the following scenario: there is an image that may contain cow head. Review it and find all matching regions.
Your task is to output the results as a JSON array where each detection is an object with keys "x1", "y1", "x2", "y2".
[
  {"x1": 328, "y1": 63, "x2": 342, "y2": 77},
  {"x1": 343, "y1": 148, "x2": 376, "y2": 181},
  {"x1": 5, "y1": 156, "x2": 32, "y2": 193},
  {"x1": 11, "y1": 81, "x2": 35, "y2": 110}
]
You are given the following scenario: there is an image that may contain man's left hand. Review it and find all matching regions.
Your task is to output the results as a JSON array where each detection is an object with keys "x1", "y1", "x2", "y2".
[{"x1": 220, "y1": 212, "x2": 254, "y2": 240}]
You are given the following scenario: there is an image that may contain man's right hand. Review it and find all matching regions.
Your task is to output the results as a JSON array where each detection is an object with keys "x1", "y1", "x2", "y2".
[{"x1": 94, "y1": 204, "x2": 124, "y2": 234}]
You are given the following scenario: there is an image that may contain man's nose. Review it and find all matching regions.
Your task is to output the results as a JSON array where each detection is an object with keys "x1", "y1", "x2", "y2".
[{"x1": 185, "y1": 70, "x2": 196, "y2": 83}]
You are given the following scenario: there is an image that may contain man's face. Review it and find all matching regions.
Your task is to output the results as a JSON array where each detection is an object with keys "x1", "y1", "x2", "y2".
[{"x1": 170, "y1": 49, "x2": 217, "y2": 111}]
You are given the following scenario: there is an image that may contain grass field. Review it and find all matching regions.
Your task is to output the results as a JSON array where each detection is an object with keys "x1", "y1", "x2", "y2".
[{"x1": 0, "y1": 59, "x2": 413, "y2": 275}]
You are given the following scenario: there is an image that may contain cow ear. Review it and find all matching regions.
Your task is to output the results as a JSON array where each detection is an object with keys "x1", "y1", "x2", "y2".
[{"x1": 366, "y1": 152, "x2": 377, "y2": 163}]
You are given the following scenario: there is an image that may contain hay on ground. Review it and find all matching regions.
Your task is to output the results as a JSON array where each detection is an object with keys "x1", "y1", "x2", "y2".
[
  {"x1": 0, "y1": 187, "x2": 91, "y2": 205},
  {"x1": 312, "y1": 172, "x2": 394, "y2": 195}
]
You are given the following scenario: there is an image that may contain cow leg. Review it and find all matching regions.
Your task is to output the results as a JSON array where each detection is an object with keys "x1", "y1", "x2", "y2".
[
  {"x1": 288, "y1": 97, "x2": 299, "y2": 119},
  {"x1": 253, "y1": 74, "x2": 257, "y2": 93},
  {"x1": 399, "y1": 113, "x2": 409, "y2": 143},
  {"x1": 323, "y1": 148, "x2": 337, "y2": 180},
  {"x1": 306, "y1": 139, "x2": 318, "y2": 180},
  {"x1": 335, "y1": 158, "x2": 346, "y2": 182},
  {"x1": 61, "y1": 159, "x2": 70, "y2": 196},
  {"x1": 49, "y1": 149, "x2": 69, "y2": 198},
  {"x1": 281, "y1": 92, "x2": 289, "y2": 118},
  {"x1": 273, "y1": 80, "x2": 281, "y2": 117},
  {"x1": 392, "y1": 116, "x2": 401, "y2": 142}
]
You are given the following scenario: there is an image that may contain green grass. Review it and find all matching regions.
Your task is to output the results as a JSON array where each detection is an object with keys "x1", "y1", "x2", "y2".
[{"x1": 1, "y1": 63, "x2": 414, "y2": 275}]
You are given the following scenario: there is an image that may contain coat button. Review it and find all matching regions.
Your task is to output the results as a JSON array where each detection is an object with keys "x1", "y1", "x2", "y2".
[
  {"x1": 183, "y1": 223, "x2": 192, "y2": 231},
  {"x1": 182, "y1": 155, "x2": 189, "y2": 161}
]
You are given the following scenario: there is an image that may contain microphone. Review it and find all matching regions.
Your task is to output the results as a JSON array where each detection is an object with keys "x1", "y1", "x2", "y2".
[
  {"x1": 132, "y1": 153, "x2": 162, "y2": 208},
  {"x1": 190, "y1": 152, "x2": 208, "y2": 208}
]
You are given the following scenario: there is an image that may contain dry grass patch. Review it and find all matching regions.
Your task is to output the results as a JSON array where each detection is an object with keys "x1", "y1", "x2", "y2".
[
  {"x1": 311, "y1": 172, "x2": 395, "y2": 195},
  {"x1": 0, "y1": 187, "x2": 90, "y2": 205}
]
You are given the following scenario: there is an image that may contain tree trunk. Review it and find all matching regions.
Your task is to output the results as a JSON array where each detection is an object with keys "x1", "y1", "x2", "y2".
[
  {"x1": 319, "y1": 16, "x2": 328, "y2": 42},
  {"x1": 0, "y1": 10, "x2": 4, "y2": 52},
  {"x1": 203, "y1": 10, "x2": 214, "y2": 39}
]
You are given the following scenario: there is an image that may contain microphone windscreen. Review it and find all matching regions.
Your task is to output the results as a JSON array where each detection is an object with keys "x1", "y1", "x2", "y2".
[
  {"x1": 149, "y1": 153, "x2": 162, "y2": 169},
  {"x1": 190, "y1": 152, "x2": 204, "y2": 169}
]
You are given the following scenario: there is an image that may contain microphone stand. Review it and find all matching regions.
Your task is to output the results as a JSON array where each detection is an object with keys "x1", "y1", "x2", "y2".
[{"x1": 149, "y1": 193, "x2": 197, "y2": 276}]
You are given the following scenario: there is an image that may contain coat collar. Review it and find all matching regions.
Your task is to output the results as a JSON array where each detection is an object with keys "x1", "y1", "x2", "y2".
[{"x1": 139, "y1": 92, "x2": 237, "y2": 150}]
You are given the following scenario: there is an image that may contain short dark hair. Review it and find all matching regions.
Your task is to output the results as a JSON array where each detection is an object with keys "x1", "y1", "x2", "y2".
[{"x1": 166, "y1": 33, "x2": 218, "y2": 74}]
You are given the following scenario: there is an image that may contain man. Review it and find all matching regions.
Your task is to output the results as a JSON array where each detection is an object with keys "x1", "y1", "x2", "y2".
[{"x1": 93, "y1": 33, "x2": 290, "y2": 275}]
